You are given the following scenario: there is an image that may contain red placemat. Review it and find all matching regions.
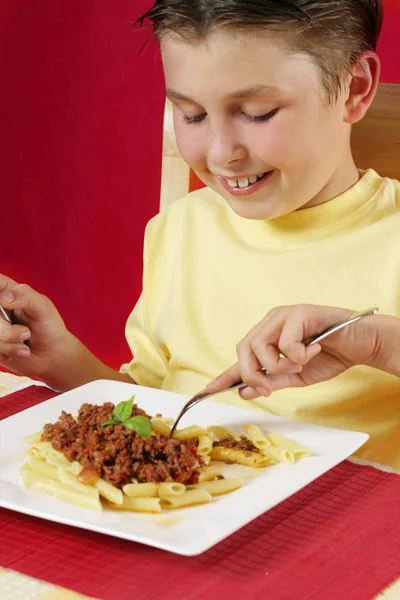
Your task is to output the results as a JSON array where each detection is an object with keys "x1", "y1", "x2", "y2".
[{"x1": 1, "y1": 385, "x2": 400, "y2": 600}]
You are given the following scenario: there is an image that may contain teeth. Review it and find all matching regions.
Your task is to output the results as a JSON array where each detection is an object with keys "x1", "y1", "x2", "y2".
[
  {"x1": 238, "y1": 178, "x2": 249, "y2": 188},
  {"x1": 225, "y1": 172, "x2": 266, "y2": 189}
]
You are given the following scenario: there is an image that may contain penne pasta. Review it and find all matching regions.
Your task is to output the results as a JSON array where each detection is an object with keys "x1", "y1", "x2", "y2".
[
  {"x1": 70, "y1": 461, "x2": 83, "y2": 476},
  {"x1": 30, "y1": 477, "x2": 59, "y2": 497},
  {"x1": 160, "y1": 489, "x2": 212, "y2": 509},
  {"x1": 261, "y1": 446, "x2": 294, "y2": 464},
  {"x1": 52, "y1": 483, "x2": 103, "y2": 512},
  {"x1": 151, "y1": 418, "x2": 171, "y2": 435},
  {"x1": 31, "y1": 441, "x2": 54, "y2": 452},
  {"x1": 26, "y1": 444, "x2": 54, "y2": 459},
  {"x1": 206, "y1": 426, "x2": 241, "y2": 442},
  {"x1": 21, "y1": 463, "x2": 102, "y2": 509},
  {"x1": 58, "y1": 467, "x2": 100, "y2": 497},
  {"x1": 123, "y1": 482, "x2": 158, "y2": 498},
  {"x1": 46, "y1": 455, "x2": 75, "y2": 470},
  {"x1": 19, "y1": 463, "x2": 45, "y2": 488},
  {"x1": 266, "y1": 433, "x2": 312, "y2": 459},
  {"x1": 22, "y1": 431, "x2": 43, "y2": 444},
  {"x1": 198, "y1": 466, "x2": 223, "y2": 482},
  {"x1": 210, "y1": 446, "x2": 271, "y2": 468},
  {"x1": 107, "y1": 496, "x2": 161, "y2": 513},
  {"x1": 153, "y1": 414, "x2": 173, "y2": 425},
  {"x1": 94, "y1": 479, "x2": 123, "y2": 505},
  {"x1": 188, "y1": 478, "x2": 243, "y2": 496},
  {"x1": 242, "y1": 424, "x2": 271, "y2": 451},
  {"x1": 157, "y1": 482, "x2": 186, "y2": 498},
  {"x1": 173, "y1": 425, "x2": 207, "y2": 440},
  {"x1": 197, "y1": 434, "x2": 213, "y2": 456},
  {"x1": 28, "y1": 457, "x2": 60, "y2": 481}
]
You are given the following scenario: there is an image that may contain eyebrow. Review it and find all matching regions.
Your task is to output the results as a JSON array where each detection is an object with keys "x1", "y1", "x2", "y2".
[{"x1": 166, "y1": 84, "x2": 283, "y2": 101}]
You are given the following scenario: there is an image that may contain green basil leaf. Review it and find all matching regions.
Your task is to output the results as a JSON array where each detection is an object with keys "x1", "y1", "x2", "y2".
[
  {"x1": 113, "y1": 396, "x2": 135, "y2": 423},
  {"x1": 102, "y1": 419, "x2": 117, "y2": 427},
  {"x1": 124, "y1": 415, "x2": 152, "y2": 438}
]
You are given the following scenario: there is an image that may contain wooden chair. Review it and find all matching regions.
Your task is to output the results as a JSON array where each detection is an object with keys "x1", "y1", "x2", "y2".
[
  {"x1": 351, "y1": 83, "x2": 400, "y2": 181},
  {"x1": 161, "y1": 83, "x2": 400, "y2": 209}
]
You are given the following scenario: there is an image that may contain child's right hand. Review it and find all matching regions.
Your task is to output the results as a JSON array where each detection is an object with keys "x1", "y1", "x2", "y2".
[
  {"x1": 206, "y1": 304, "x2": 400, "y2": 399},
  {"x1": 0, "y1": 274, "x2": 72, "y2": 380}
]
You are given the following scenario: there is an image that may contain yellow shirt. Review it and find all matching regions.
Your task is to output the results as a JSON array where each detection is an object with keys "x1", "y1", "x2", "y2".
[{"x1": 122, "y1": 169, "x2": 400, "y2": 469}]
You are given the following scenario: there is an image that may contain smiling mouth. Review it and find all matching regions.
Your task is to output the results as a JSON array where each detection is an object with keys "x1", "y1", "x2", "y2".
[
  {"x1": 224, "y1": 172, "x2": 267, "y2": 189},
  {"x1": 218, "y1": 170, "x2": 273, "y2": 195}
]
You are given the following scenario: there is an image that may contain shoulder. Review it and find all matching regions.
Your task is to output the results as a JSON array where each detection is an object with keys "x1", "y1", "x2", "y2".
[
  {"x1": 372, "y1": 170, "x2": 400, "y2": 200},
  {"x1": 359, "y1": 169, "x2": 400, "y2": 213},
  {"x1": 388, "y1": 176, "x2": 400, "y2": 206},
  {"x1": 378, "y1": 173, "x2": 400, "y2": 211}
]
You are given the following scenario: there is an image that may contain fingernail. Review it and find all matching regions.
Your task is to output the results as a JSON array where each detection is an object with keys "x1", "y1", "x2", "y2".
[
  {"x1": 290, "y1": 365, "x2": 303, "y2": 373},
  {"x1": 17, "y1": 347, "x2": 29, "y2": 357},
  {"x1": 256, "y1": 387, "x2": 270, "y2": 397},
  {"x1": 20, "y1": 331, "x2": 31, "y2": 342},
  {"x1": 0, "y1": 292, "x2": 14, "y2": 303}
]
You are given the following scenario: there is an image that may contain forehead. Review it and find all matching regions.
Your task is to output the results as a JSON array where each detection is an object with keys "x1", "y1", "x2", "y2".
[{"x1": 160, "y1": 28, "x2": 322, "y2": 101}]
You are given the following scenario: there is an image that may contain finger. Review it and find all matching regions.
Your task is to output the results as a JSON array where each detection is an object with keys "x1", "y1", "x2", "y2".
[
  {"x1": 0, "y1": 320, "x2": 31, "y2": 344},
  {"x1": 206, "y1": 363, "x2": 242, "y2": 393},
  {"x1": 278, "y1": 307, "x2": 324, "y2": 364},
  {"x1": 0, "y1": 273, "x2": 19, "y2": 295},
  {"x1": 0, "y1": 283, "x2": 49, "y2": 322},
  {"x1": 239, "y1": 385, "x2": 270, "y2": 400},
  {"x1": 251, "y1": 337, "x2": 303, "y2": 375},
  {"x1": 278, "y1": 305, "x2": 355, "y2": 363},
  {"x1": 0, "y1": 341, "x2": 30, "y2": 359},
  {"x1": 236, "y1": 341, "x2": 273, "y2": 395},
  {"x1": 238, "y1": 368, "x2": 306, "y2": 399},
  {"x1": 265, "y1": 372, "x2": 305, "y2": 391}
]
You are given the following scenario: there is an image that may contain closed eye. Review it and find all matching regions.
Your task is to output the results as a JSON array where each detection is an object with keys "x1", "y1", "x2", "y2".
[
  {"x1": 182, "y1": 107, "x2": 279, "y2": 125},
  {"x1": 244, "y1": 108, "x2": 280, "y2": 122},
  {"x1": 182, "y1": 112, "x2": 207, "y2": 124}
]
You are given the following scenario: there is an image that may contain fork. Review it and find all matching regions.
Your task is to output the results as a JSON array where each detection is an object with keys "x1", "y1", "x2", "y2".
[{"x1": 169, "y1": 306, "x2": 379, "y2": 436}]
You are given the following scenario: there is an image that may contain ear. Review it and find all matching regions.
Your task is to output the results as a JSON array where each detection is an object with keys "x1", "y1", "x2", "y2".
[{"x1": 343, "y1": 51, "x2": 381, "y2": 125}]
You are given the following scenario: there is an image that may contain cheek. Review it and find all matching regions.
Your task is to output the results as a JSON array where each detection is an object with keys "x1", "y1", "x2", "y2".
[
  {"x1": 248, "y1": 122, "x2": 298, "y2": 167},
  {"x1": 258, "y1": 111, "x2": 334, "y2": 170},
  {"x1": 174, "y1": 119, "x2": 207, "y2": 170}
]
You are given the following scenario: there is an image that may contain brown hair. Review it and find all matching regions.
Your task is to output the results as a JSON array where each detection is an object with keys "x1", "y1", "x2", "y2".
[{"x1": 136, "y1": 0, "x2": 383, "y2": 103}]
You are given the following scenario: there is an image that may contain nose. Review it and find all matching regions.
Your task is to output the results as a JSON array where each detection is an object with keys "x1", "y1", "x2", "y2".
[{"x1": 207, "y1": 119, "x2": 247, "y2": 169}]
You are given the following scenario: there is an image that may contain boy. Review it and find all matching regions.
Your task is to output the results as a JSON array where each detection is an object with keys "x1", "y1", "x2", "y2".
[{"x1": 1, "y1": 0, "x2": 399, "y2": 469}]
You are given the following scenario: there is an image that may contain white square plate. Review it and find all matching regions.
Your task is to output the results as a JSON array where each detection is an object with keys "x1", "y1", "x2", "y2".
[{"x1": 0, "y1": 379, "x2": 368, "y2": 556}]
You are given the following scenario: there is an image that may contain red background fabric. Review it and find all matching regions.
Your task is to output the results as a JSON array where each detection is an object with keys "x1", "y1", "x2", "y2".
[{"x1": 0, "y1": 0, "x2": 399, "y2": 369}]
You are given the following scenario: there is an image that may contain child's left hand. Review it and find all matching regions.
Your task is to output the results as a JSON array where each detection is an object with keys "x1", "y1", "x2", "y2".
[{"x1": 206, "y1": 304, "x2": 396, "y2": 399}]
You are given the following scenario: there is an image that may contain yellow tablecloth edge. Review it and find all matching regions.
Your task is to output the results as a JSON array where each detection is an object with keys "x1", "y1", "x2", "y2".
[
  {"x1": 375, "y1": 577, "x2": 400, "y2": 600},
  {"x1": 0, "y1": 568, "x2": 99, "y2": 600}
]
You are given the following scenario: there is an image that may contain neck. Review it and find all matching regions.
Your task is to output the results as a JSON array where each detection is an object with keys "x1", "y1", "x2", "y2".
[{"x1": 302, "y1": 154, "x2": 360, "y2": 209}]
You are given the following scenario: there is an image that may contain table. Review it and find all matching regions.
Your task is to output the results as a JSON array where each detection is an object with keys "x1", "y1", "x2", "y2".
[{"x1": 1, "y1": 371, "x2": 399, "y2": 600}]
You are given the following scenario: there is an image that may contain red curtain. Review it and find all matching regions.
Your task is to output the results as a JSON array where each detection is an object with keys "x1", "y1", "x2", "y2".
[
  {"x1": 0, "y1": 0, "x2": 163, "y2": 368},
  {"x1": 0, "y1": 1, "x2": 398, "y2": 370},
  {"x1": 379, "y1": 0, "x2": 400, "y2": 83}
]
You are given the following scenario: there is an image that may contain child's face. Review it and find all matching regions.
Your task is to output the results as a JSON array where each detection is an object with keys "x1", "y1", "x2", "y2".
[{"x1": 161, "y1": 28, "x2": 356, "y2": 220}]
